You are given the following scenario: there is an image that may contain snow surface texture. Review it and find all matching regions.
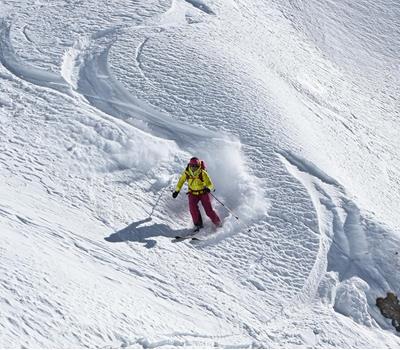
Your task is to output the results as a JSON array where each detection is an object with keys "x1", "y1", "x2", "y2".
[{"x1": 0, "y1": 0, "x2": 399, "y2": 347}]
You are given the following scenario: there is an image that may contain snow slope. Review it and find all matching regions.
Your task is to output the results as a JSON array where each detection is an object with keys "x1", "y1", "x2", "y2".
[{"x1": 0, "y1": 0, "x2": 399, "y2": 347}]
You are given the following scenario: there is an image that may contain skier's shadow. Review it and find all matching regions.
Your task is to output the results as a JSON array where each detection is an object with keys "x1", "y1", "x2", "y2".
[{"x1": 104, "y1": 217, "x2": 189, "y2": 249}]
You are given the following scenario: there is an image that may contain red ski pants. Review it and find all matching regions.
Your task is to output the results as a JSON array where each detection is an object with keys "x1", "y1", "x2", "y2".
[{"x1": 188, "y1": 193, "x2": 221, "y2": 226}]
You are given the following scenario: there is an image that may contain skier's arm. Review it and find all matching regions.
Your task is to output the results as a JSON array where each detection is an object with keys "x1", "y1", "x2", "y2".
[
  {"x1": 202, "y1": 171, "x2": 215, "y2": 191},
  {"x1": 175, "y1": 171, "x2": 187, "y2": 192}
]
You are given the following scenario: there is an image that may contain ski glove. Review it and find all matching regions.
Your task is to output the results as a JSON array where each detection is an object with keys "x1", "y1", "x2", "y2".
[
  {"x1": 172, "y1": 191, "x2": 179, "y2": 198},
  {"x1": 204, "y1": 187, "x2": 211, "y2": 193}
]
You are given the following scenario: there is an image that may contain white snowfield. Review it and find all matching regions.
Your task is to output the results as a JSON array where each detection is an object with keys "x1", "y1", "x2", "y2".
[{"x1": 0, "y1": 0, "x2": 399, "y2": 347}]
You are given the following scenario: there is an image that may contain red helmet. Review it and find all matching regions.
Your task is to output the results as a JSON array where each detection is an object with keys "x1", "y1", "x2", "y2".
[
  {"x1": 189, "y1": 157, "x2": 200, "y2": 165},
  {"x1": 189, "y1": 157, "x2": 200, "y2": 166}
]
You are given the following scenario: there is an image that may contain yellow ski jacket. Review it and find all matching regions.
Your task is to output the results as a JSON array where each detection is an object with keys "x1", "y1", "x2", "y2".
[{"x1": 175, "y1": 167, "x2": 214, "y2": 195}]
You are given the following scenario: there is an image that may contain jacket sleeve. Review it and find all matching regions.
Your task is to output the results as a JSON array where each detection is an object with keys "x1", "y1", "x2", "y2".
[
  {"x1": 202, "y1": 171, "x2": 215, "y2": 191},
  {"x1": 175, "y1": 171, "x2": 187, "y2": 192}
]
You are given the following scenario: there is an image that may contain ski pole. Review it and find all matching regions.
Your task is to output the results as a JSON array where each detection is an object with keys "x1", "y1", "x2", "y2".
[
  {"x1": 210, "y1": 192, "x2": 240, "y2": 221},
  {"x1": 149, "y1": 184, "x2": 174, "y2": 218}
]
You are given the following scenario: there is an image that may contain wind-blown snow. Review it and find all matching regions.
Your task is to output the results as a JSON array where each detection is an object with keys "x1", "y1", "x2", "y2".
[{"x1": 0, "y1": 0, "x2": 399, "y2": 348}]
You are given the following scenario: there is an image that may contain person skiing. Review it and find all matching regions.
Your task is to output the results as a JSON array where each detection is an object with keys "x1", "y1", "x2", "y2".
[{"x1": 172, "y1": 157, "x2": 221, "y2": 231}]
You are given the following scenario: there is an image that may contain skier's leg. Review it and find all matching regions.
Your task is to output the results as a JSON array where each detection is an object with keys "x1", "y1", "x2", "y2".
[
  {"x1": 200, "y1": 193, "x2": 221, "y2": 226},
  {"x1": 188, "y1": 194, "x2": 203, "y2": 227}
]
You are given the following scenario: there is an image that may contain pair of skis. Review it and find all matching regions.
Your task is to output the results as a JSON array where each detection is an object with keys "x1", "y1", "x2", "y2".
[
  {"x1": 173, "y1": 232, "x2": 203, "y2": 243},
  {"x1": 173, "y1": 219, "x2": 229, "y2": 243},
  {"x1": 173, "y1": 226, "x2": 207, "y2": 242},
  {"x1": 172, "y1": 235, "x2": 201, "y2": 242}
]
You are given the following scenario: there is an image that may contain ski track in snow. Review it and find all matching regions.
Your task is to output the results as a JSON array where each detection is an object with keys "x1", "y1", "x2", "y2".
[
  {"x1": 135, "y1": 36, "x2": 152, "y2": 82},
  {"x1": 183, "y1": 0, "x2": 216, "y2": 15},
  {"x1": 0, "y1": 20, "x2": 72, "y2": 96},
  {"x1": 0, "y1": 0, "x2": 400, "y2": 348},
  {"x1": 281, "y1": 150, "x2": 400, "y2": 329}
]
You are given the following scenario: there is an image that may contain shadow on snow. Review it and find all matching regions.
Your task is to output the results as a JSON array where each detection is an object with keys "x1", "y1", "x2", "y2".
[{"x1": 104, "y1": 217, "x2": 190, "y2": 248}]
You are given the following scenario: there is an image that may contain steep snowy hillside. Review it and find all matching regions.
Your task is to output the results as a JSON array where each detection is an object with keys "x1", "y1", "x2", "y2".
[{"x1": 1, "y1": 0, "x2": 399, "y2": 347}]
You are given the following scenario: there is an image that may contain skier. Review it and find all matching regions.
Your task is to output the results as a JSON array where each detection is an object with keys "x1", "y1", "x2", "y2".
[{"x1": 172, "y1": 157, "x2": 221, "y2": 231}]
